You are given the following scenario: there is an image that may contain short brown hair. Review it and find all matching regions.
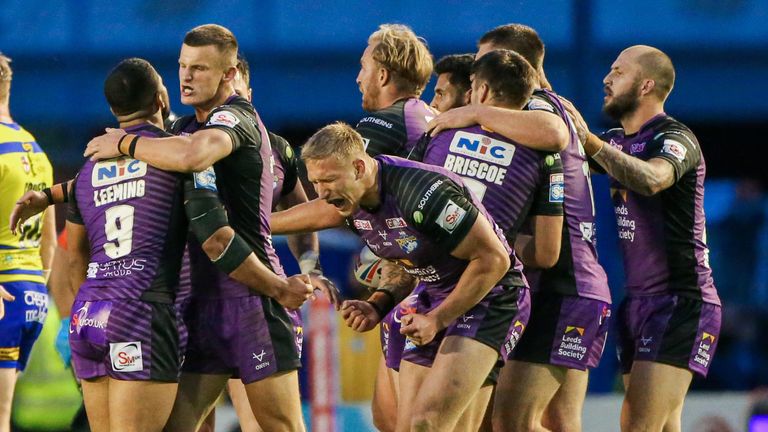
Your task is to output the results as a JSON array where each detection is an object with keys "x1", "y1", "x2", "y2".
[
  {"x1": 184, "y1": 24, "x2": 238, "y2": 68},
  {"x1": 302, "y1": 122, "x2": 365, "y2": 162},
  {"x1": 479, "y1": 24, "x2": 545, "y2": 71},
  {"x1": 368, "y1": 24, "x2": 433, "y2": 96},
  {"x1": 236, "y1": 53, "x2": 250, "y2": 88},
  {"x1": 636, "y1": 48, "x2": 675, "y2": 100},
  {"x1": 472, "y1": 49, "x2": 537, "y2": 109},
  {"x1": 0, "y1": 53, "x2": 12, "y2": 102}
]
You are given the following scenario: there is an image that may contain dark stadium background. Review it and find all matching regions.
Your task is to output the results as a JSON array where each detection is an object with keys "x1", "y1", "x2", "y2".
[{"x1": 3, "y1": 1, "x2": 767, "y2": 430}]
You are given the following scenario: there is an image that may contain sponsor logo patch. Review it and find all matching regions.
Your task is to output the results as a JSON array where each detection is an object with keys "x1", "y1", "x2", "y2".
[
  {"x1": 92, "y1": 158, "x2": 147, "y2": 187},
  {"x1": 395, "y1": 236, "x2": 419, "y2": 254},
  {"x1": 353, "y1": 219, "x2": 373, "y2": 230},
  {"x1": 110, "y1": 342, "x2": 143, "y2": 372},
  {"x1": 385, "y1": 217, "x2": 408, "y2": 229},
  {"x1": 449, "y1": 131, "x2": 515, "y2": 166},
  {"x1": 549, "y1": 173, "x2": 564, "y2": 203},
  {"x1": 193, "y1": 166, "x2": 218, "y2": 191},
  {"x1": 206, "y1": 110, "x2": 240, "y2": 128},
  {"x1": 436, "y1": 199, "x2": 467, "y2": 233},
  {"x1": 662, "y1": 139, "x2": 687, "y2": 162}
]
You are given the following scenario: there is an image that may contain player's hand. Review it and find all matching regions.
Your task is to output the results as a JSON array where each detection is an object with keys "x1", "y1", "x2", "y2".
[
  {"x1": 427, "y1": 105, "x2": 478, "y2": 137},
  {"x1": 557, "y1": 96, "x2": 589, "y2": 145},
  {"x1": 55, "y1": 318, "x2": 72, "y2": 367},
  {"x1": 308, "y1": 272, "x2": 341, "y2": 310},
  {"x1": 84, "y1": 128, "x2": 125, "y2": 161},
  {"x1": 340, "y1": 300, "x2": 380, "y2": 332},
  {"x1": 9, "y1": 190, "x2": 48, "y2": 235},
  {"x1": 277, "y1": 274, "x2": 314, "y2": 309},
  {"x1": 400, "y1": 313, "x2": 440, "y2": 346},
  {"x1": 0, "y1": 285, "x2": 15, "y2": 320}
]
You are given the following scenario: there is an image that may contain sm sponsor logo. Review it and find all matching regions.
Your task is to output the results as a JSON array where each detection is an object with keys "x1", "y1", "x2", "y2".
[
  {"x1": 92, "y1": 158, "x2": 147, "y2": 187},
  {"x1": 449, "y1": 131, "x2": 514, "y2": 166},
  {"x1": 110, "y1": 341, "x2": 143, "y2": 372}
]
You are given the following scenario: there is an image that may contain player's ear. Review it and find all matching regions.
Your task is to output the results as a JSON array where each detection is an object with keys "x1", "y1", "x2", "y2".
[
  {"x1": 379, "y1": 66, "x2": 390, "y2": 87},
  {"x1": 223, "y1": 66, "x2": 237, "y2": 83},
  {"x1": 640, "y1": 79, "x2": 655, "y2": 97},
  {"x1": 353, "y1": 159, "x2": 365, "y2": 180},
  {"x1": 462, "y1": 88, "x2": 471, "y2": 106},
  {"x1": 479, "y1": 83, "x2": 492, "y2": 105}
]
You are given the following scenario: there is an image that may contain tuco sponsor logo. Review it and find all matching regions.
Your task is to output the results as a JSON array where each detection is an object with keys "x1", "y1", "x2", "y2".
[
  {"x1": 558, "y1": 326, "x2": 587, "y2": 361},
  {"x1": 449, "y1": 131, "x2": 515, "y2": 166},
  {"x1": 92, "y1": 158, "x2": 147, "y2": 187},
  {"x1": 353, "y1": 219, "x2": 373, "y2": 230},
  {"x1": 693, "y1": 332, "x2": 716, "y2": 368},
  {"x1": 110, "y1": 342, "x2": 143, "y2": 372},
  {"x1": 206, "y1": 111, "x2": 240, "y2": 128},
  {"x1": 437, "y1": 199, "x2": 466, "y2": 233},
  {"x1": 662, "y1": 139, "x2": 687, "y2": 162},
  {"x1": 70, "y1": 303, "x2": 108, "y2": 333},
  {"x1": 549, "y1": 173, "x2": 564, "y2": 203},
  {"x1": 253, "y1": 349, "x2": 271, "y2": 370},
  {"x1": 393, "y1": 294, "x2": 419, "y2": 324},
  {"x1": 386, "y1": 217, "x2": 408, "y2": 229}
]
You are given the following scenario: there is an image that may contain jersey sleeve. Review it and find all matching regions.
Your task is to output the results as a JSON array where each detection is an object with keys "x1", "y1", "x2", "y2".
[
  {"x1": 647, "y1": 129, "x2": 701, "y2": 181},
  {"x1": 67, "y1": 174, "x2": 84, "y2": 225},
  {"x1": 272, "y1": 134, "x2": 299, "y2": 197},
  {"x1": 200, "y1": 106, "x2": 260, "y2": 153},
  {"x1": 531, "y1": 153, "x2": 565, "y2": 216},
  {"x1": 356, "y1": 111, "x2": 407, "y2": 157},
  {"x1": 405, "y1": 132, "x2": 431, "y2": 162},
  {"x1": 402, "y1": 176, "x2": 479, "y2": 253},
  {"x1": 525, "y1": 91, "x2": 559, "y2": 115}
]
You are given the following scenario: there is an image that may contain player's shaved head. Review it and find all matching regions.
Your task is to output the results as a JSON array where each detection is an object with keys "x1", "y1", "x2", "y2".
[
  {"x1": 624, "y1": 45, "x2": 675, "y2": 101},
  {"x1": 302, "y1": 122, "x2": 365, "y2": 162},
  {"x1": 479, "y1": 24, "x2": 545, "y2": 71},
  {"x1": 184, "y1": 24, "x2": 238, "y2": 69},
  {"x1": 104, "y1": 58, "x2": 161, "y2": 116},
  {"x1": 0, "y1": 53, "x2": 12, "y2": 102},
  {"x1": 368, "y1": 24, "x2": 433, "y2": 96}
]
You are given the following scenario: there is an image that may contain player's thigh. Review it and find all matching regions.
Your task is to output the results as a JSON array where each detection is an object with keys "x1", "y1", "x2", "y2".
[
  {"x1": 243, "y1": 369, "x2": 304, "y2": 432},
  {"x1": 623, "y1": 361, "x2": 692, "y2": 429},
  {"x1": 410, "y1": 336, "x2": 498, "y2": 430},
  {"x1": 227, "y1": 378, "x2": 263, "y2": 432},
  {"x1": 454, "y1": 383, "x2": 494, "y2": 432},
  {"x1": 108, "y1": 379, "x2": 178, "y2": 432},
  {"x1": 396, "y1": 360, "x2": 431, "y2": 432},
  {"x1": 372, "y1": 356, "x2": 398, "y2": 432},
  {"x1": 165, "y1": 372, "x2": 229, "y2": 432},
  {"x1": 81, "y1": 376, "x2": 110, "y2": 432}
]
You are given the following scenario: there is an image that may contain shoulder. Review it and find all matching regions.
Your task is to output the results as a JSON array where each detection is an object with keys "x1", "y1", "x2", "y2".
[{"x1": 268, "y1": 132, "x2": 296, "y2": 164}]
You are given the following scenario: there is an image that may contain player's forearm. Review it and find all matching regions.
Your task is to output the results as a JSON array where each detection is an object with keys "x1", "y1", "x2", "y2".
[
  {"x1": 39, "y1": 208, "x2": 57, "y2": 276},
  {"x1": 271, "y1": 199, "x2": 344, "y2": 235},
  {"x1": 48, "y1": 246, "x2": 75, "y2": 317},
  {"x1": 286, "y1": 233, "x2": 319, "y2": 268},
  {"x1": 475, "y1": 105, "x2": 569, "y2": 152},
  {"x1": 586, "y1": 133, "x2": 665, "y2": 196},
  {"x1": 367, "y1": 261, "x2": 417, "y2": 315},
  {"x1": 121, "y1": 135, "x2": 200, "y2": 172},
  {"x1": 517, "y1": 215, "x2": 563, "y2": 269},
  {"x1": 428, "y1": 250, "x2": 509, "y2": 330},
  {"x1": 228, "y1": 254, "x2": 289, "y2": 298}
]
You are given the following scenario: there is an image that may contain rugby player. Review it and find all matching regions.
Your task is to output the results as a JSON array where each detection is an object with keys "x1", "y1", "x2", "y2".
[
  {"x1": 429, "y1": 54, "x2": 473, "y2": 113},
  {"x1": 83, "y1": 25, "x2": 314, "y2": 431},
  {"x1": 412, "y1": 49, "x2": 566, "y2": 431},
  {"x1": 0, "y1": 52, "x2": 55, "y2": 432},
  {"x1": 581, "y1": 45, "x2": 721, "y2": 432},
  {"x1": 272, "y1": 122, "x2": 525, "y2": 431},
  {"x1": 426, "y1": 24, "x2": 613, "y2": 432}
]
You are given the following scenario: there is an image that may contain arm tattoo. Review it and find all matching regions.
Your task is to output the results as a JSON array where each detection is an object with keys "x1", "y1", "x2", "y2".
[
  {"x1": 376, "y1": 260, "x2": 418, "y2": 303},
  {"x1": 593, "y1": 144, "x2": 671, "y2": 196}
]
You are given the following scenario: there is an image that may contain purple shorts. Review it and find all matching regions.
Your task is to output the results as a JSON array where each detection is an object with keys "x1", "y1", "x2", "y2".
[
  {"x1": 617, "y1": 294, "x2": 721, "y2": 377},
  {"x1": 69, "y1": 299, "x2": 186, "y2": 382},
  {"x1": 182, "y1": 295, "x2": 301, "y2": 384},
  {"x1": 508, "y1": 291, "x2": 610, "y2": 369},
  {"x1": 399, "y1": 284, "x2": 526, "y2": 368}
]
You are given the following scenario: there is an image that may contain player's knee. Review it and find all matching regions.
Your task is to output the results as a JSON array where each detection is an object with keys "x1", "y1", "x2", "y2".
[
  {"x1": 371, "y1": 401, "x2": 396, "y2": 432},
  {"x1": 543, "y1": 406, "x2": 581, "y2": 432},
  {"x1": 493, "y1": 409, "x2": 540, "y2": 432}
]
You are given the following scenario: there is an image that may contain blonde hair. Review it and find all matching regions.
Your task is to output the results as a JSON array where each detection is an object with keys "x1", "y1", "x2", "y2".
[
  {"x1": 301, "y1": 122, "x2": 365, "y2": 162},
  {"x1": 368, "y1": 24, "x2": 433, "y2": 96},
  {"x1": 0, "y1": 53, "x2": 12, "y2": 101}
]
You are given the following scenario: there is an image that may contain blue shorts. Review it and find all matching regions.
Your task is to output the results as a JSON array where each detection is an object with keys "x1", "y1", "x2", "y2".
[{"x1": 0, "y1": 281, "x2": 48, "y2": 371}]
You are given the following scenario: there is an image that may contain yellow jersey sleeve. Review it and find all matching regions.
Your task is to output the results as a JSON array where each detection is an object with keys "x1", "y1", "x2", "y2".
[{"x1": 0, "y1": 122, "x2": 54, "y2": 283}]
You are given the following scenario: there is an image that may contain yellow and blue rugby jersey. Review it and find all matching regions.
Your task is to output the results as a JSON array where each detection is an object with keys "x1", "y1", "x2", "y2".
[{"x1": 0, "y1": 121, "x2": 53, "y2": 284}]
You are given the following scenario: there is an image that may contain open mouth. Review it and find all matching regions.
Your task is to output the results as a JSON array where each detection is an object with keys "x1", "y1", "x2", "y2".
[
  {"x1": 327, "y1": 198, "x2": 346, "y2": 209},
  {"x1": 181, "y1": 85, "x2": 193, "y2": 96}
]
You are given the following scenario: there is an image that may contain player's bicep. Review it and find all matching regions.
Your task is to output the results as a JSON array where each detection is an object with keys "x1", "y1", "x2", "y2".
[
  {"x1": 413, "y1": 185, "x2": 479, "y2": 252},
  {"x1": 647, "y1": 157, "x2": 676, "y2": 192},
  {"x1": 187, "y1": 128, "x2": 236, "y2": 171},
  {"x1": 649, "y1": 133, "x2": 700, "y2": 182},
  {"x1": 448, "y1": 213, "x2": 506, "y2": 262},
  {"x1": 183, "y1": 175, "x2": 230, "y2": 244}
]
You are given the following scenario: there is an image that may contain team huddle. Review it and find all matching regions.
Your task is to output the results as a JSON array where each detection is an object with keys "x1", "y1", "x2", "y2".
[{"x1": 0, "y1": 21, "x2": 720, "y2": 432}]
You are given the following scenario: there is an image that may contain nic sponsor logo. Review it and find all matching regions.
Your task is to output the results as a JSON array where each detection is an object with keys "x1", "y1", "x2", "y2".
[
  {"x1": 92, "y1": 158, "x2": 147, "y2": 187},
  {"x1": 449, "y1": 131, "x2": 515, "y2": 166}
]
